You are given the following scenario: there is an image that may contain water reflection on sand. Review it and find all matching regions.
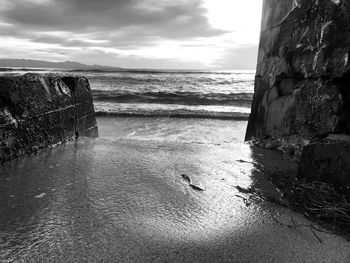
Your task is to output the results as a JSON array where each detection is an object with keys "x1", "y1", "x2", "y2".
[{"x1": 0, "y1": 117, "x2": 349, "y2": 263}]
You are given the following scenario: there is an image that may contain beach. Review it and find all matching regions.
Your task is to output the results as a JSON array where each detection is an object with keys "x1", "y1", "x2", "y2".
[
  {"x1": 1, "y1": 0, "x2": 350, "y2": 261},
  {"x1": 1, "y1": 116, "x2": 349, "y2": 262}
]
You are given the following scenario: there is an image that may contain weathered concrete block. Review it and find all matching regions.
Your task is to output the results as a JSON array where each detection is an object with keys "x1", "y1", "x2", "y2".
[
  {"x1": 298, "y1": 134, "x2": 350, "y2": 187},
  {"x1": 61, "y1": 76, "x2": 99, "y2": 137},
  {"x1": 0, "y1": 73, "x2": 98, "y2": 163},
  {"x1": 246, "y1": 0, "x2": 350, "y2": 143}
]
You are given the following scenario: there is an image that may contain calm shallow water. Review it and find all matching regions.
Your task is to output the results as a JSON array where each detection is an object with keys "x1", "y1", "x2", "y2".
[{"x1": 0, "y1": 117, "x2": 349, "y2": 263}]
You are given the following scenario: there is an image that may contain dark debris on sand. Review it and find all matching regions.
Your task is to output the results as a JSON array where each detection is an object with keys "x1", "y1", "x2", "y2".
[{"x1": 181, "y1": 174, "x2": 205, "y2": 191}]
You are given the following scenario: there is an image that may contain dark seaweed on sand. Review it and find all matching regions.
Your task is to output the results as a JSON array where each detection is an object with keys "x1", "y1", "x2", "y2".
[{"x1": 265, "y1": 170, "x2": 350, "y2": 241}]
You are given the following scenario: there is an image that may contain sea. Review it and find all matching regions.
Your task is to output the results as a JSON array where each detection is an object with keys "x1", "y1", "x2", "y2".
[{"x1": 0, "y1": 69, "x2": 254, "y2": 120}]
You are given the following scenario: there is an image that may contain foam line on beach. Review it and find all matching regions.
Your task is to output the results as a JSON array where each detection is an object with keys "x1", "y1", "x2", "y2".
[
  {"x1": 95, "y1": 111, "x2": 249, "y2": 120},
  {"x1": 92, "y1": 90, "x2": 253, "y2": 106}
]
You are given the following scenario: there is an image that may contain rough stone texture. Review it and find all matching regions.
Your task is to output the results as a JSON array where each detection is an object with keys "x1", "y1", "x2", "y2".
[
  {"x1": 298, "y1": 134, "x2": 350, "y2": 187},
  {"x1": 246, "y1": 0, "x2": 350, "y2": 143},
  {"x1": 0, "y1": 73, "x2": 98, "y2": 163},
  {"x1": 246, "y1": 0, "x2": 350, "y2": 185}
]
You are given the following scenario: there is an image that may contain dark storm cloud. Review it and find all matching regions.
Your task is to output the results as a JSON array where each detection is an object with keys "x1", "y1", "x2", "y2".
[
  {"x1": 32, "y1": 35, "x2": 104, "y2": 47},
  {"x1": 0, "y1": 26, "x2": 105, "y2": 47},
  {"x1": 1, "y1": 0, "x2": 225, "y2": 40}
]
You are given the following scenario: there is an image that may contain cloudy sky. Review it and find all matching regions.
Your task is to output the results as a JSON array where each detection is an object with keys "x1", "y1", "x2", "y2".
[{"x1": 0, "y1": 0, "x2": 263, "y2": 69}]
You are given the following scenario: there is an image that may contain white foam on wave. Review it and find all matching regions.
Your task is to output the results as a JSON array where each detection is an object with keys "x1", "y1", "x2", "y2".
[{"x1": 95, "y1": 102, "x2": 251, "y2": 120}]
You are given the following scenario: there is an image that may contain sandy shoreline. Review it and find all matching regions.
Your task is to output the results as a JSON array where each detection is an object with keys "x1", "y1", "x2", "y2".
[{"x1": 0, "y1": 117, "x2": 349, "y2": 262}]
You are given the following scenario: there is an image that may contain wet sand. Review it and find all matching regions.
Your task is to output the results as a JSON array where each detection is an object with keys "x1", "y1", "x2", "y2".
[{"x1": 0, "y1": 117, "x2": 349, "y2": 262}]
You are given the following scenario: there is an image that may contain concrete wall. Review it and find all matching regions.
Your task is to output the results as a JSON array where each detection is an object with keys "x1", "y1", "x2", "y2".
[
  {"x1": 246, "y1": 0, "x2": 350, "y2": 145},
  {"x1": 0, "y1": 73, "x2": 98, "y2": 163}
]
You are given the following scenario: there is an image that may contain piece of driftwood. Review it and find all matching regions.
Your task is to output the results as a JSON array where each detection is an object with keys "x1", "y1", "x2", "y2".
[{"x1": 181, "y1": 174, "x2": 205, "y2": 191}]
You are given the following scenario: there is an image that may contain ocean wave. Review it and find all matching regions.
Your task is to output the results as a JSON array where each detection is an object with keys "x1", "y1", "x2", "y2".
[
  {"x1": 88, "y1": 76, "x2": 252, "y2": 86},
  {"x1": 91, "y1": 76, "x2": 167, "y2": 85},
  {"x1": 92, "y1": 90, "x2": 253, "y2": 106},
  {"x1": 72, "y1": 69, "x2": 254, "y2": 75},
  {"x1": 95, "y1": 110, "x2": 249, "y2": 120}
]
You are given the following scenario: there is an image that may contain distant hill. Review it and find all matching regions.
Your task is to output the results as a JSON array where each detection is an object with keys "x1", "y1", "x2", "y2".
[{"x1": 0, "y1": 59, "x2": 123, "y2": 71}]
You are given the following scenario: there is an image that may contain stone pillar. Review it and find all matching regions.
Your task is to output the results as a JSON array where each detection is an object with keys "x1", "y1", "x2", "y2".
[{"x1": 246, "y1": 0, "x2": 350, "y2": 144}]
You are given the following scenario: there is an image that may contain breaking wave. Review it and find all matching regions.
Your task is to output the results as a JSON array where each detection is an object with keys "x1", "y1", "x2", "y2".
[
  {"x1": 95, "y1": 110, "x2": 250, "y2": 120},
  {"x1": 93, "y1": 90, "x2": 253, "y2": 107},
  {"x1": 85, "y1": 69, "x2": 255, "y2": 120}
]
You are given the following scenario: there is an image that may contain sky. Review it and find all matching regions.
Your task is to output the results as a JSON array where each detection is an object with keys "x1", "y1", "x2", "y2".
[{"x1": 0, "y1": 0, "x2": 263, "y2": 69}]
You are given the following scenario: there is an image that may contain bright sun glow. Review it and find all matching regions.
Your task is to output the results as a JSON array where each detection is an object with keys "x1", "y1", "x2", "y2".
[{"x1": 204, "y1": 0, "x2": 263, "y2": 44}]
